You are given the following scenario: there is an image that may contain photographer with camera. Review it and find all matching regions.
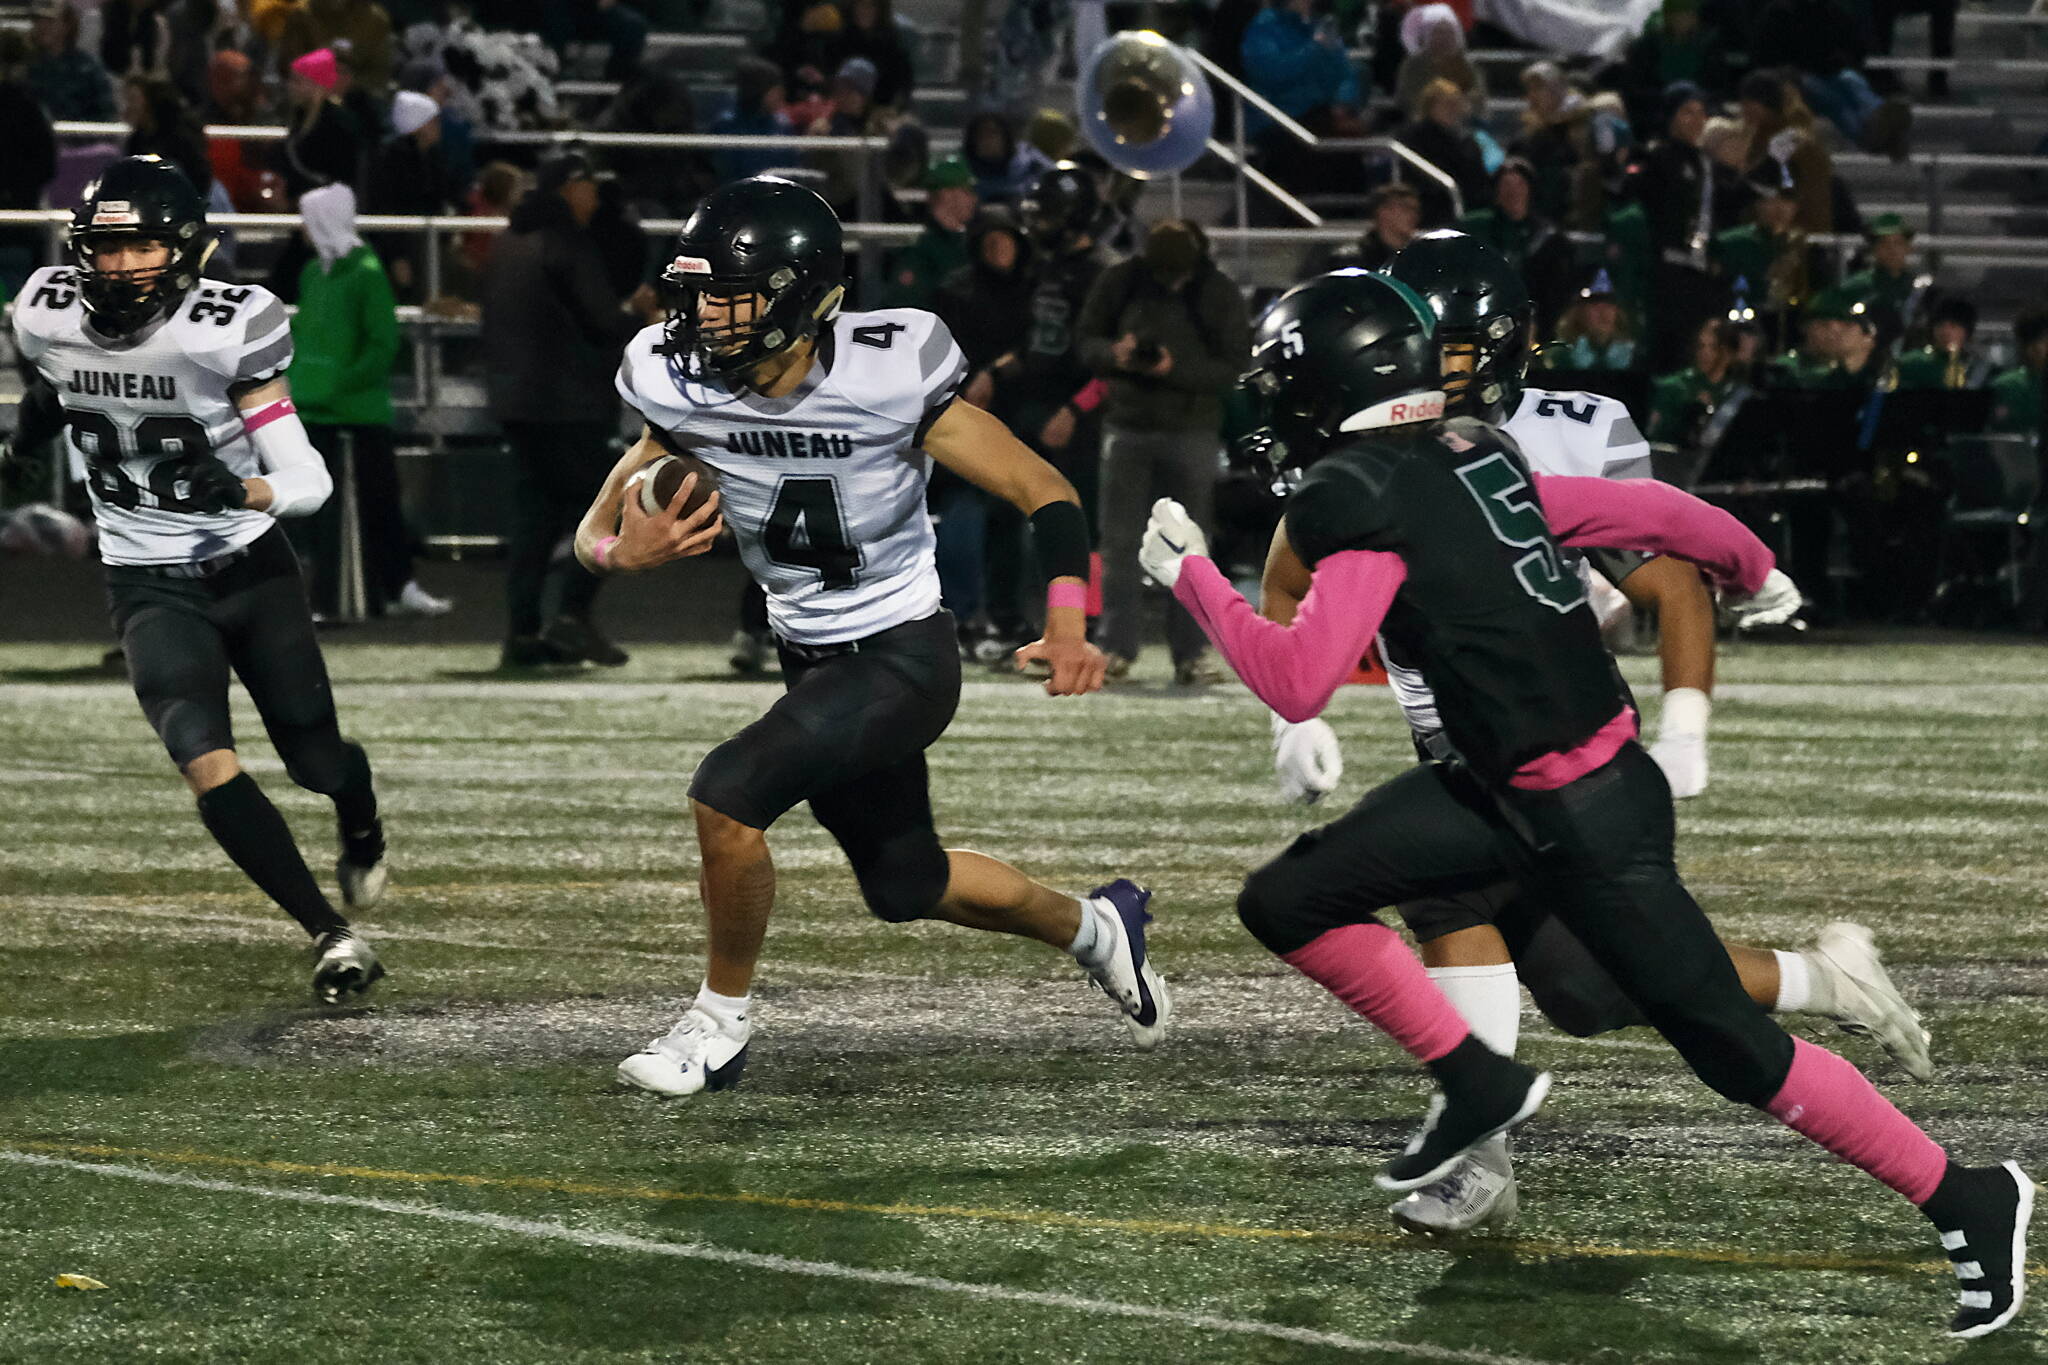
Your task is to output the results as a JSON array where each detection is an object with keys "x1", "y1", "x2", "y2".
[{"x1": 1077, "y1": 220, "x2": 1250, "y2": 684}]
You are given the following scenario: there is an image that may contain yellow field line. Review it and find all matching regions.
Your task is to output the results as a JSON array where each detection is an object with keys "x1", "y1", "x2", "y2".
[{"x1": 11, "y1": 1138, "x2": 2015, "y2": 1282}]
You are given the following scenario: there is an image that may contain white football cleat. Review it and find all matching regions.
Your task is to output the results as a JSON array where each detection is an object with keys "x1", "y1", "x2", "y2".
[
  {"x1": 337, "y1": 819, "x2": 387, "y2": 910},
  {"x1": 1814, "y1": 920, "x2": 1933, "y2": 1081},
  {"x1": 1080, "y1": 880, "x2": 1172, "y2": 1050},
  {"x1": 389, "y1": 580, "x2": 455, "y2": 617},
  {"x1": 1390, "y1": 1138, "x2": 1519, "y2": 1236},
  {"x1": 618, "y1": 1007, "x2": 751, "y2": 1097},
  {"x1": 311, "y1": 928, "x2": 385, "y2": 1005}
]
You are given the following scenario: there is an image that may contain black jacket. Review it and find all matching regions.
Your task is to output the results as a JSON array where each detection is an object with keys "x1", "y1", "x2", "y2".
[
  {"x1": 1076, "y1": 258, "x2": 1251, "y2": 434},
  {"x1": 482, "y1": 191, "x2": 643, "y2": 423},
  {"x1": 282, "y1": 100, "x2": 364, "y2": 199},
  {"x1": 0, "y1": 81, "x2": 56, "y2": 210}
]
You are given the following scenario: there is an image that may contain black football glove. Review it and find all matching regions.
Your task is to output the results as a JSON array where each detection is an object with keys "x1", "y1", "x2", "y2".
[{"x1": 178, "y1": 458, "x2": 249, "y2": 514}]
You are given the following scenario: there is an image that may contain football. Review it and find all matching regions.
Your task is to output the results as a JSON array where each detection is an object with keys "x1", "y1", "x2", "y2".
[
  {"x1": 626, "y1": 452, "x2": 718, "y2": 520},
  {"x1": 0, "y1": 502, "x2": 90, "y2": 558}
]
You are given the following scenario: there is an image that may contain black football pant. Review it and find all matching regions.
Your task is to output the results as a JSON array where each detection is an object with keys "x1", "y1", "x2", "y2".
[
  {"x1": 502, "y1": 420, "x2": 614, "y2": 640},
  {"x1": 689, "y1": 611, "x2": 962, "y2": 924},
  {"x1": 1237, "y1": 743, "x2": 1796, "y2": 1107},
  {"x1": 106, "y1": 526, "x2": 358, "y2": 790}
]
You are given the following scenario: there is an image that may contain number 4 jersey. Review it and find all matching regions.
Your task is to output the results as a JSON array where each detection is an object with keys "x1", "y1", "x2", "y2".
[
  {"x1": 13, "y1": 266, "x2": 292, "y2": 566},
  {"x1": 1285, "y1": 416, "x2": 1631, "y2": 783},
  {"x1": 617, "y1": 308, "x2": 967, "y2": 645}
]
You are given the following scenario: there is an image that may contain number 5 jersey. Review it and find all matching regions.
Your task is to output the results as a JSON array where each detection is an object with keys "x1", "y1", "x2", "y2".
[
  {"x1": 617, "y1": 308, "x2": 967, "y2": 646},
  {"x1": 13, "y1": 266, "x2": 293, "y2": 566}
]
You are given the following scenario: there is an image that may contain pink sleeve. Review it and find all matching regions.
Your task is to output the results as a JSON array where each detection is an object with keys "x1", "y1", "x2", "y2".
[
  {"x1": 1172, "y1": 550, "x2": 1407, "y2": 723},
  {"x1": 1533, "y1": 473, "x2": 1773, "y2": 595}
]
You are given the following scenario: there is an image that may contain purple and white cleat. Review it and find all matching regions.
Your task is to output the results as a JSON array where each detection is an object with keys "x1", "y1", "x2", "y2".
[{"x1": 1082, "y1": 879, "x2": 1172, "y2": 1050}]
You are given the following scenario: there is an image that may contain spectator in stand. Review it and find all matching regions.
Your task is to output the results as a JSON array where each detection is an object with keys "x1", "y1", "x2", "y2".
[
  {"x1": 882, "y1": 155, "x2": 976, "y2": 309},
  {"x1": 282, "y1": 48, "x2": 365, "y2": 198},
  {"x1": 27, "y1": 0, "x2": 115, "y2": 124},
  {"x1": 1460, "y1": 157, "x2": 1574, "y2": 333},
  {"x1": 364, "y1": 89, "x2": 455, "y2": 302},
  {"x1": 280, "y1": 0, "x2": 395, "y2": 97},
  {"x1": 1077, "y1": 219, "x2": 1249, "y2": 685},
  {"x1": 101, "y1": 0, "x2": 216, "y2": 101},
  {"x1": 1871, "y1": 0, "x2": 1959, "y2": 101},
  {"x1": 122, "y1": 76, "x2": 212, "y2": 196},
  {"x1": 1699, "y1": 114, "x2": 1757, "y2": 224},
  {"x1": 1989, "y1": 306, "x2": 2048, "y2": 439},
  {"x1": 535, "y1": 0, "x2": 650, "y2": 83},
  {"x1": 961, "y1": 110, "x2": 1051, "y2": 204},
  {"x1": 287, "y1": 181, "x2": 453, "y2": 620},
  {"x1": 0, "y1": 30, "x2": 57, "y2": 292},
  {"x1": 482, "y1": 151, "x2": 656, "y2": 670},
  {"x1": 1510, "y1": 61, "x2": 1592, "y2": 226},
  {"x1": 765, "y1": 0, "x2": 844, "y2": 115},
  {"x1": 1623, "y1": 0, "x2": 1731, "y2": 123},
  {"x1": 1750, "y1": 0, "x2": 1908, "y2": 157},
  {"x1": 1631, "y1": 81, "x2": 1739, "y2": 370},
  {"x1": 1548, "y1": 269, "x2": 1643, "y2": 371},
  {"x1": 1711, "y1": 168, "x2": 1825, "y2": 353},
  {"x1": 832, "y1": 0, "x2": 915, "y2": 111},
  {"x1": 332, "y1": 41, "x2": 391, "y2": 146},
  {"x1": 930, "y1": 205, "x2": 1034, "y2": 658},
  {"x1": 399, "y1": 57, "x2": 475, "y2": 196},
  {"x1": 1299, "y1": 181, "x2": 1422, "y2": 279},
  {"x1": 1241, "y1": 0, "x2": 1367, "y2": 211},
  {"x1": 805, "y1": 56, "x2": 885, "y2": 215},
  {"x1": 1738, "y1": 70, "x2": 1834, "y2": 234},
  {"x1": 1838, "y1": 212, "x2": 1925, "y2": 353},
  {"x1": 1895, "y1": 297, "x2": 1988, "y2": 390},
  {"x1": 1398, "y1": 77, "x2": 1493, "y2": 228},
  {"x1": 711, "y1": 56, "x2": 793, "y2": 185},
  {"x1": 1393, "y1": 3, "x2": 1479, "y2": 117},
  {"x1": 1647, "y1": 315, "x2": 1745, "y2": 450},
  {"x1": 457, "y1": 159, "x2": 524, "y2": 286},
  {"x1": 596, "y1": 63, "x2": 714, "y2": 218}
]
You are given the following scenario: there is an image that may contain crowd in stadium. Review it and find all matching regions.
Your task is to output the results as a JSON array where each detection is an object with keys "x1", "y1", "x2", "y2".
[{"x1": 1, "y1": 0, "x2": 2043, "y2": 651}]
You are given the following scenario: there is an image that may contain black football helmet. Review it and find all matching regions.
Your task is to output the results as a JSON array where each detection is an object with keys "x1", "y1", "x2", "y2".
[
  {"x1": 660, "y1": 176, "x2": 846, "y2": 384},
  {"x1": 1018, "y1": 161, "x2": 1102, "y2": 255},
  {"x1": 1387, "y1": 230, "x2": 1533, "y2": 423},
  {"x1": 1235, "y1": 269, "x2": 1442, "y2": 480},
  {"x1": 68, "y1": 155, "x2": 212, "y2": 337}
]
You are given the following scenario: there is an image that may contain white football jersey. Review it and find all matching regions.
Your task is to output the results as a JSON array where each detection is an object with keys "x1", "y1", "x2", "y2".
[
  {"x1": 1382, "y1": 388, "x2": 1652, "y2": 737},
  {"x1": 617, "y1": 307, "x2": 967, "y2": 645},
  {"x1": 13, "y1": 266, "x2": 292, "y2": 566}
]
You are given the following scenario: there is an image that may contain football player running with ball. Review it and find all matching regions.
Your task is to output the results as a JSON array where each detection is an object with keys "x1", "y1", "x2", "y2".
[
  {"x1": 1141, "y1": 269, "x2": 2029, "y2": 1340},
  {"x1": 575, "y1": 177, "x2": 1168, "y2": 1097},
  {"x1": 1274, "y1": 236, "x2": 1931, "y2": 1238},
  {"x1": 10, "y1": 157, "x2": 387, "y2": 1003}
]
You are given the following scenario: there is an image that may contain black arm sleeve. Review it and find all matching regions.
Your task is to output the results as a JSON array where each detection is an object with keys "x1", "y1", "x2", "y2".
[
  {"x1": 13, "y1": 375, "x2": 65, "y2": 451},
  {"x1": 1028, "y1": 500, "x2": 1092, "y2": 582}
]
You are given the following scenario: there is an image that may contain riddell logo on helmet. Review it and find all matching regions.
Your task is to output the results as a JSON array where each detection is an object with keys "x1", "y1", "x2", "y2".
[
  {"x1": 671, "y1": 255, "x2": 712, "y2": 275},
  {"x1": 1338, "y1": 390, "x2": 1446, "y2": 433},
  {"x1": 92, "y1": 201, "x2": 140, "y2": 226},
  {"x1": 1385, "y1": 395, "x2": 1444, "y2": 422}
]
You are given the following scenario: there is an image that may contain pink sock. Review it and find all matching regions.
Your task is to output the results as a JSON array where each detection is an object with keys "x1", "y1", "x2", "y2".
[
  {"x1": 1765, "y1": 1037, "x2": 1949, "y2": 1204},
  {"x1": 1282, "y1": 923, "x2": 1471, "y2": 1063}
]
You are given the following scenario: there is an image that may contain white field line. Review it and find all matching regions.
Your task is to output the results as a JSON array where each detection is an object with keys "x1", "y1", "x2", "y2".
[
  {"x1": 0, "y1": 1150, "x2": 1557, "y2": 1365},
  {"x1": 73, "y1": 903, "x2": 930, "y2": 985}
]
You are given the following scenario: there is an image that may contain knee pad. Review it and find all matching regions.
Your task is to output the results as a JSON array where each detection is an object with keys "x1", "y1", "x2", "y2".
[
  {"x1": 1647, "y1": 1006, "x2": 1794, "y2": 1107},
  {"x1": 1524, "y1": 973, "x2": 1641, "y2": 1038},
  {"x1": 852, "y1": 837, "x2": 950, "y2": 924},
  {"x1": 1235, "y1": 858, "x2": 1303, "y2": 956}
]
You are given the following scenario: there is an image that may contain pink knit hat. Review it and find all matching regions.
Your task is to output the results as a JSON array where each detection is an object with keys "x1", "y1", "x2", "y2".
[{"x1": 291, "y1": 47, "x2": 338, "y2": 91}]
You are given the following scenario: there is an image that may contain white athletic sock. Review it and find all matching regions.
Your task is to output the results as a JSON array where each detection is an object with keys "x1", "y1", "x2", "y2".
[
  {"x1": 1773, "y1": 949, "x2": 1837, "y2": 1015},
  {"x1": 1069, "y1": 898, "x2": 1108, "y2": 966},
  {"x1": 1772, "y1": 950, "x2": 1813, "y2": 1012},
  {"x1": 1426, "y1": 963, "x2": 1521, "y2": 1057},
  {"x1": 694, "y1": 983, "x2": 751, "y2": 1034}
]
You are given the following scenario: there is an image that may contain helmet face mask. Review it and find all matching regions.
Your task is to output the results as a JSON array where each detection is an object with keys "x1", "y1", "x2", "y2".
[
  {"x1": 1388, "y1": 231, "x2": 1532, "y2": 423},
  {"x1": 660, "y1": 176, "x2": 845, "y2": 387},
  {"x1": 68, "y1": 156, "x2": 210, "y2": 337}
]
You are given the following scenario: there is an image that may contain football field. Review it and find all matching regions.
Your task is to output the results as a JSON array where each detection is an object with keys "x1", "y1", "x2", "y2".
[{"x1": 2, "y1": 638, "x2": 2046, "y2": 1365}]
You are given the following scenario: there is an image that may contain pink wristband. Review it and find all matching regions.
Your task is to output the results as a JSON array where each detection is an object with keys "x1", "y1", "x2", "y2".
[
  {"x1": 1047, "y1": 581, "x2": 1086, "y2": 612},
  {"x1": 1070, "y1": 378, "x2": 1108, "y2": 415},
  {"x1": 593, "y1": 535, "x2": 619, "y2": 570}
]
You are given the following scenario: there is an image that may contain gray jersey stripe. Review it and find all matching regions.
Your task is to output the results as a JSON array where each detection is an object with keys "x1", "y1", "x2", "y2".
[
  {"x1": 239, "y1": 332, "x2": 295, "y2": 379},
  {"x1": 1600, "y1": 452, "x2": 1653, "y2": 480},
  {"x1": 916, "y1": 321, "x2": 958, "y2": 380},
  {"x1": 242, "y1": 296, "x2": 289, "y2": 345},
  {"x1": 1605, "y1": 413, "x2": 1645, "y2": 449}
]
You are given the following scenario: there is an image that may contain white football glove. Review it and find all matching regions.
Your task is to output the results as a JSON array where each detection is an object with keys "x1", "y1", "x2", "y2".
[
  {"x1": 1272, "y1": 713, "x2": 1344, "y2": 805},
  {"x1": 1725, "y1": 567, "x2": 1802, "y2": 629},
  {"x1": 1650, "y1": 686, "x2": 1710, "y2": 800},
  {"x1": 1138, "y1": 497, "x2": 1207, "y2": 589}
]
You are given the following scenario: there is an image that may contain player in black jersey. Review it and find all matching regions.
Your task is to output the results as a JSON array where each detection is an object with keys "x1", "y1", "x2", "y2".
[{"x1": 1140, "y1": 270, "x2": 2031, "y2": 1339}]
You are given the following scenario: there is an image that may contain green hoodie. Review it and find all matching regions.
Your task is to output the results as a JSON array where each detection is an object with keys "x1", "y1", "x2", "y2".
[{"x1": 289, "y1": 245, "x2": 400, "y2": 428}]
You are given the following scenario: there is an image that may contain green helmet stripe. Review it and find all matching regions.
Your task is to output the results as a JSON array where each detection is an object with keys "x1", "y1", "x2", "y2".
[{"x1": 1371, "y1": 272, "x2": 1438, "y2": 336}]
